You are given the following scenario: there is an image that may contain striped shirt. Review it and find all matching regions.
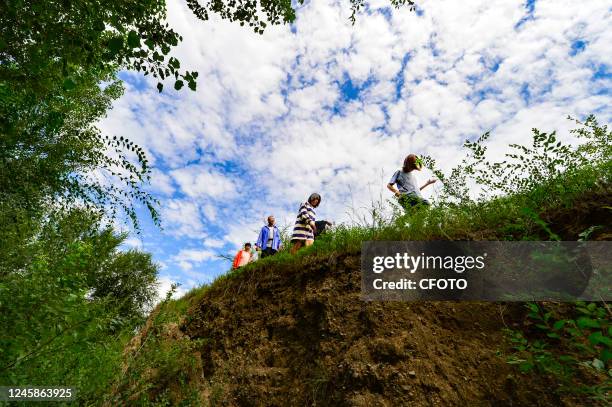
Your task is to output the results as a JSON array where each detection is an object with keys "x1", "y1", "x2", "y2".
[{"x1": 291, "y1": 201, "x2": 316, "y2": 241}]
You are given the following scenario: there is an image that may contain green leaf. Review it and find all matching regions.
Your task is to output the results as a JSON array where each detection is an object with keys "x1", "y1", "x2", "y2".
[
  {"x1": 519, "y1": 362, "x2": 534, "y2": 373},
  {"x1": 63, "y1": 78, "x2": 76, "y2": 90},
  {"x1": 600, "y1": 348, "x2": 612, "y2": 363},
  {"x1": 94, "y1": 20, "x2": 105, "y2": 31},
  {"x1": 588, "y1": 332, "x2": 612, "y2": 347},
  {"x1": 577, "y1": 317, "x2": 600, "y2": 329},
  {"x1": 174, "y1": 80, "x2": 184, "y2": 90},
  {"x1": 157, "y1": 83, "x2": 163, "y2": 93},
  {"x1": 527, "y1": 303, "x2": 539, "y2": 313},
  {"x1": 127, "y1": 30, "x2": 140, "y2": 48},
  {"x1": 108, "y1": 37, "x2": 123, "y2": 55},
  {"x1": 552, "y1": 320, "x2": 565, "y2": 331}
]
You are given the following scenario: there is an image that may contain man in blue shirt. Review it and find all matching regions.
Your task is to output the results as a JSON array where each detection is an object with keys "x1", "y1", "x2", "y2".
[{"x1": 256, "y1": 215, "x2": 282, "y2": 258}]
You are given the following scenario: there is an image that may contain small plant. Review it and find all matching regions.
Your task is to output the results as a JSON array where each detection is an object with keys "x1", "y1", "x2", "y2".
[
  {"x1": 505, "y1": 302, "x2": 612, "y2": 402},
  {"x1": 422, "y1": 115, "x2": 611, "y2": 205}
]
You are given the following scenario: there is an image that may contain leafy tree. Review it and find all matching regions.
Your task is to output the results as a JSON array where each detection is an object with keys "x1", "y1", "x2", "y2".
[
  {"x1": 0, "y1": 0, "x2": 197, "y2": 95},
  {"x1": 0, "y1": 208, "x2": 159, "y2": 401},
  {"x1": 1, "y1": 0, "x2": 182, "y2": 230},
  {"x1": 423, "y1": 115, "x2": 611, "y2": 205}
]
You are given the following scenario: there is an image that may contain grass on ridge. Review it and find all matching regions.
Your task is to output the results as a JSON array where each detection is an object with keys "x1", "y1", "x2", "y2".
[{"x1": 164, "y1": 115, "x2": 611, "y2": 315}]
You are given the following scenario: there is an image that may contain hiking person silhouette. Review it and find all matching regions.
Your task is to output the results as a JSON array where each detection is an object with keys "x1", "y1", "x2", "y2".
[
  {"x1": 387, "y1": 154, "x2": 436, "y2": 209},
  {"x1": 290, "y1": 193, "x2": 320, "y2": 254},
  {"x1": 255, "y1": 215, "x2": 282, "y2": 258}
]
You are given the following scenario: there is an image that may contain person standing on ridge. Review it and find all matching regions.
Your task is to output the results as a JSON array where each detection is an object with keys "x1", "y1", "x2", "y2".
[
  {"x1": 290, "y1": 193, "x2": 321, "y2": 254},
  {"x1": 387, "y1": 154, "x2": 436, "y2": 209},
  {"x1": 232, "y1": 243, "x2": 252, "y2": 269},
  {"x1": 255, "y1": 215, "x2": 282, "y2": 258}
]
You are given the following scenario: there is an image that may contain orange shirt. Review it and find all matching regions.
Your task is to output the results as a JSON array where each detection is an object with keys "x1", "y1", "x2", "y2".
[{"x1": 232, "y1": 250, "x2": 251, "y2": 269}]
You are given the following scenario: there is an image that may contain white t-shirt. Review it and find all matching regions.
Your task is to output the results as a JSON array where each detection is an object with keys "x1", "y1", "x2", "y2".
[
  {"x1": 389, "y1": 170, "x2": 423, "y2": 197},
  {"x1": 267, "y1": 226, "x2": 274, "y2": 248}
]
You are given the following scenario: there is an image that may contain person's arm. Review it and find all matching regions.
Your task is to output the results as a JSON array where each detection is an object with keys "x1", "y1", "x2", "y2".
[
  {"x1": 232, "y1": 251, "x2": 241, "y2": 269},
  {"x1": 255, "y1": 227, "x2": 264, "y2": 250},
  {"x1": 387, "y1": 183, "x2": 401, "y2": 197},
  {"x1": 419, "y1": 178, "x2": 437, "y2": 190},
  {"x1": 274, "y1": 227, "x2": 282, "y2": 250},
  {"x1": 387, "y1": 171, "x2": 401, "y2": 196},
  {"x1": 307, "y1": 208, "x2": 316, "y2": 233}
]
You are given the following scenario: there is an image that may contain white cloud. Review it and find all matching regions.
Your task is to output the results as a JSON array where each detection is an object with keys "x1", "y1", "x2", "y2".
[
  {"x1": 171, "y1": 165, "x2": 237, "y2": 199},
  {"x1": 161, "y1": 199, "x2": 207, "y2": 238},
  {"x1": 203, "y1": 238, "x2": 225, "y2": 248},
  {"x1": 171, "y1": 248, "x2": 217, "y2": 272},
  {"x1": 149, "y1": 168, "x2": 176, "y2": 196},
  {"x1": 154, "y1": 275, "x2": 189, "y2": 303},
  {"x1": 101, "y1": 0, "x2": 612, "y2": 287},
  {"x1": 122, "y1": 237, "x2": 143, "y2": 249}
]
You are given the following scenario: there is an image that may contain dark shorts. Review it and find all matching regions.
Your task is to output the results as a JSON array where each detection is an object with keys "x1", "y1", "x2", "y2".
[
  {"x1": 261, "y1": 247, "x2": 277, "y2": 258},
  {"x1": 398, "y1": 193, "x2": 430, "y2": 209}
]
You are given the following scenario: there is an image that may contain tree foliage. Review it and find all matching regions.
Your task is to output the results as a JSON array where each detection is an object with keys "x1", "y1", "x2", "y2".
[
  {"x1": 0, "y1": 209, "x2": 159, "y2": 401},
  {"x1": 187, "y1": 0, "x2": 416, "y2": 31},
  {"x1": 0, "y1": 0, "x2": 197, "y2": 94}
]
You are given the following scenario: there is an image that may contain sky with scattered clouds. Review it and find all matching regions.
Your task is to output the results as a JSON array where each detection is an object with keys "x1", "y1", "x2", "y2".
[{"x1": 98, "y1": 0, "x2": 611, "y2": 298}]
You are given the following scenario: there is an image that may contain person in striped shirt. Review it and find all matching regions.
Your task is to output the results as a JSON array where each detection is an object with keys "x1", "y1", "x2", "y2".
[{"x1": 290, "y1": 193, "x2": 321, "y2": 254}]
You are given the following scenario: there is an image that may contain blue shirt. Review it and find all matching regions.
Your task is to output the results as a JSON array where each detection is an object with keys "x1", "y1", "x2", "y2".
[{"x1": 256, "y1": 225, "x2": 281, "y2": 251}]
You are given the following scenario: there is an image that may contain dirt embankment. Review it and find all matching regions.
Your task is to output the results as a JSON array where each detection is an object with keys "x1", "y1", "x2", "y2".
[
  {"x1": 178, "y1": 192, "x2": 610, "y2": 406},
  {"x1": 116, "y1": 190, "x2": 610, "y2": 406},
  {"x1": 181, "y1": 253, "x2": 569, "y2": 406}
]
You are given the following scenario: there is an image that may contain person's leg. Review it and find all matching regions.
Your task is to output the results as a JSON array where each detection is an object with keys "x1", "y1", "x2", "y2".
[
  {"x1": 304, "y1": 239, "x2": 314, "y2": 247},
  {"x1": 413, "y1": 196, "x2": 430, "y2": 207},
  {"x1": 398, "y1": 194, "x2": 428, "y2": 213},
  {"x1": 263, "y1": 247, "x2": 277, "y2": 257},
  {"x1": 398, "y1": 194, "x2": 414, "y2": 211},
  {"x1": 290, "y1": 240, "x2": 303, "y2": 254}
]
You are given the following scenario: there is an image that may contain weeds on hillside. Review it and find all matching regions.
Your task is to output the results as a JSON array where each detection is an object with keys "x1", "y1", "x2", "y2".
[
  {"x1": 422, "y1": 115, "x2": 610, "y2": 205},
  {"x1": 104, "y1": 284, "x2": 204, "y2": 406},
  {"x1": 505, "y1": 302, "x2": 611, "y2": 403}
]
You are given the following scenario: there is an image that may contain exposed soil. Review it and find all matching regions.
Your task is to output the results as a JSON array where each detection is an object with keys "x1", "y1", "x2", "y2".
[
  {"x1": 181, "y1": 252, "x2": 587, "y2": 406},
  {"x1": 130, "y1": 189, "x2": 611, "y2": 406}
]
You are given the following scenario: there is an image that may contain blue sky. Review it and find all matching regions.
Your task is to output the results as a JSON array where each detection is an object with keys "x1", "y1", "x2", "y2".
[{"x1": 98, "y1": 0, "x2": 612, "y2": 298}]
